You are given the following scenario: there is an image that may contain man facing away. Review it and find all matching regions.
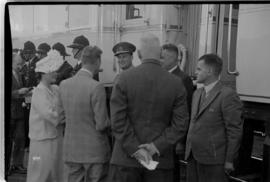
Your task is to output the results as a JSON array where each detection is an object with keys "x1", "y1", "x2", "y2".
[
  {"x1": 59, "y1": 46, "x2": 111, "y2": 182},
  {"x1": 108, "y1": 33, "x2": 189, "y2": 182},
  {"x1": 185, "y1": 54, "x2": 243, "y2": 182}
]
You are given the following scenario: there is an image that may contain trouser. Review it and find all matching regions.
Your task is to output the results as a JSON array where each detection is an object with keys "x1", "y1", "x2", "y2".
[
  {"x1": 8, "y1": 119, "x2": 25, "y2": 168},
  {"x1": 23, "y1": 107, "x2": 30, "y2": 148},
  {"x1": 26, "y1": 137, "x2": 63, "y2": 182},
  {"x1": 263, "y1": 144, "x2": 270, "y2": 182},
  {"x1": 65, "y1": 162, "x2": 108, "y2": 182},
  {"x1": 186, "y1": 154, "x2": 228, "y2": 182},
  {"x1": 107, "y1": 164, "x2": 174, "y2": 182}
]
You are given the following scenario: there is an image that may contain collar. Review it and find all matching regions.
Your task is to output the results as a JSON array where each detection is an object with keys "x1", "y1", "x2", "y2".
[
  {"x1": 77, "y1": 60, "x2": 82, "y2": 65},
  {"x1": 204, "y1": 80, "x2": 219, "y2": 94},
  {"x1": 168, "y1": 65, "x2": 178, "y2": 73},
  {"x1": 142, "y1": 59, "x2": 161, "y2": 66},
  {"x1": 80, "y1": 68, "x2": 93, "y2": 77}
]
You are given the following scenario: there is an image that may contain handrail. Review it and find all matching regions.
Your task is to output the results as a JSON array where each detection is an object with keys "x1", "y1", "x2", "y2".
[{"x1": 227, "y1": 4, "x2": 239, "y2": 76}]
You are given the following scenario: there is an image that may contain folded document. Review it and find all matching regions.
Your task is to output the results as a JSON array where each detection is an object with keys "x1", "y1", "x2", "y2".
[{"x1": 138, "y1": 159, "x2": 159, "y2": 170}]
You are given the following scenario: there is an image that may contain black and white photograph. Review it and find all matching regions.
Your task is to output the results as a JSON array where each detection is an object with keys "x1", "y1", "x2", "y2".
[{"x1": 1, "y1": 2, "x2": 270, "y2": 182}]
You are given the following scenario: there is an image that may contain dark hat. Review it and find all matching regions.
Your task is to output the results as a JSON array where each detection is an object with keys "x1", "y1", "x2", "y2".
[
  {"x1": 112, "y1": 42, "x2": 136, "y2": 56},
  {"x1": 67, "y1": 35, "x2": 89, "y2": 50},
  {"x1": 23, "y1": 41, "x2": 36, "y2": 54},
  {"x1": 36, "y1": 43, "x2": 51, "y2": 54},
  {"x1": 52, "y1": 42, "x2": 70, "y2": 57}
]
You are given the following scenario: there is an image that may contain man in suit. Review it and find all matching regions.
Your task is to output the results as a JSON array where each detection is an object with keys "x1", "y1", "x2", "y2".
[
  {"x1": 108, "y1": 33, "x2": 189, "y2": 182},
  {"x1": 8, "y1": 53, "x2": 31, "y2": 174},
  {"x1": 52, "y1": 42, "x2": 73, "y2": 85},
  {"x1": 185, "y1": 54, "x2": 243, "y2": 182},
  {"x1": 67, "y1": 35, "x2": 99, "y2": 81},
  {"x1": 59, "y1": 46, "x2": 111, "y2": 182},
  {"x1": 36, "y1": 42, "x2": 51, "y2": 60},
  {"x1": 161, "y1": 43, "x2": 194, "y2": 182}
]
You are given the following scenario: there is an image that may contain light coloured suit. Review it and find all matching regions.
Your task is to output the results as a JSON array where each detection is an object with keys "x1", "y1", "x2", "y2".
[{"x1": 59, "y1": 69, "x2": 110, "y2": 182}]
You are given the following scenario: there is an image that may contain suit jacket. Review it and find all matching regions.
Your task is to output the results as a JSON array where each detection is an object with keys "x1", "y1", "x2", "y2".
[
  {"x1": 11, "y1": 70, "x2": 24, "y2": 120},
  {"x1": 110, "y1": 59, "x2": 189, "y2": 169},
  {"x1": 72, "y1": 62, "x2": 99, "y2": 81},
  {"x1": 185, "y1": 81, "x2": 243, "y2": 165},
  {"x1": 172, "y1": 66, "x2": 194, "y2": 114},
  {"x1": 56, "y1": 61, "x2": 73, "y2": 85},
  {"x1": 21, "y1": 56, "x2": 39, "y2": 87},
  {"x1": 59, "y1": 70, "x2": 111, "y2": 163}
]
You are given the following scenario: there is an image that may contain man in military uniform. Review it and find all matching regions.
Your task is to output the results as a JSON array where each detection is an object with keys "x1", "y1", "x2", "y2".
[
  {"x1": 112, "y1": 42, "x2": 136, "y2": 71},
  {"x1": 67, "y1": 35, "x2": 99, "y2": 81},
  {"x1": 52, "y1": 42, "x2": 73, "y2": 85},
  {"x1": 20, "y1": 41, "x2": 39, "y2": 88},
  {"x1": 36, "y1": 42, "x2": 51, "y2": 60},
  {"x1": 20, "y1": 41, "x2": 39, "y2": 150}
]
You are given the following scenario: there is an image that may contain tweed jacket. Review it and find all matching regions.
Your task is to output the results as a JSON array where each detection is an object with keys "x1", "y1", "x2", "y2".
[
  {"x1": 185, "y1": 81, "x2": 243, "y2": 164},
  {"x1": 59, "y1": 69, "x2": 111, "y2": 163},
  {"x1": 11, "y1": 70, "x2": 24, "y2": 120},
  {"x1": 72, "y1": 62, "x2": 99, "y2": 81},
  {"x1": 110, "y1": 59, "x2": 189, "y2": 169}
]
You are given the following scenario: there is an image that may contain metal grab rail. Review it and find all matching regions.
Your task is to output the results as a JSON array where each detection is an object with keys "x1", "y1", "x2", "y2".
[{"x1": 227, "y1": 4, "x2": 239, "y2": 76}]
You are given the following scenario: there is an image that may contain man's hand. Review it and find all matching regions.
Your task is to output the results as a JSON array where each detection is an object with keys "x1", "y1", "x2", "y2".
[
  {"x1": 224, "y1": 162, "x2": 234, "y2": 175},
  {"x1": 139, "y1": 143, "x2": 160, "y2": 156},
  {"x1": 18, "y1": 88, "x2": 30, "y2": 95},
  {"x1": 132, "y1": 148, "x2": 152, "y2": 165}
]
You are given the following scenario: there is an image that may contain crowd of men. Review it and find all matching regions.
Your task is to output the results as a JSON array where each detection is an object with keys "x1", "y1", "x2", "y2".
[{"x1": 10, "y1": 33, "x2": 243, "y2": 182}]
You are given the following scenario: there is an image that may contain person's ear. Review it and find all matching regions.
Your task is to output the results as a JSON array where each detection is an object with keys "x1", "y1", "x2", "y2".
[{"x1": 137, "y1": 50, "x2": 142, "y2": 60}]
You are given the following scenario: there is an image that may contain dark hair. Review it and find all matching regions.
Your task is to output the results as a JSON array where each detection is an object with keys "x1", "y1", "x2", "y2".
[
  {"x1": 81, "y1": 46, "x2": 103, "y2": 65},
  {"x1": 35, "y1": 72, "x2": 45, "y2": 83},
  {"x1": 198, "y1": 54, "x2": 223, "y2": 76},
  {"x1": 162, "y1": 43, "x2": 179, "y2": 57}
]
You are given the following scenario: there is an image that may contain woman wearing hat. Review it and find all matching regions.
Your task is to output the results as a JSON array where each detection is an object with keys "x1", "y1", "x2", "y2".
[
  {"x1": 52, "y1": 42, "x2": 73, "y2": 85},
  {"x1": 26, "y1": 50, "x2": 65, "y2": 182}
]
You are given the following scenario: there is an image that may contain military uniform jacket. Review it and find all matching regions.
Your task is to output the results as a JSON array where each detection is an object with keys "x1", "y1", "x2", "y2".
[
  {"x1": 59, "y1": 70, "x2": 111, "y2": 163},
  {"x1": 56, "y1": 61, "x2": 73, "y2": 85},
  {"x1": 110, "y1": 59, "x2": 189, "y2": 169},
  {"x1": 21, "y1": 56, "x2": 39, "y2": 87},
  {"x1": 185, "y1": 81, "x2": 243, "y2": 164}
]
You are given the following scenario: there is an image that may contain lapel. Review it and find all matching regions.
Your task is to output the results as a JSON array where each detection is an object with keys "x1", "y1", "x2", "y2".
[
  {"x1": 191, "y1": 88, "x2": 203, "y2": 121},
  {"x1": 197, "y1": 81, "x2": 223, "y2": 117}
]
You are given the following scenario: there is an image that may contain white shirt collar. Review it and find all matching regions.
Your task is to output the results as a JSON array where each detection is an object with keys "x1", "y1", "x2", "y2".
[
  {"x1": 168, "y1": 65, "x2": 178, "y2": 73},
  {"x1": 204, "y1": 80, "x2": 219, "y2": 94},
  {"x1": 77, "y1": 60, "x2": 82, "y2": 65},
  {"x1": 80, "y1": 68, "x2": 93, "y2": 77}
]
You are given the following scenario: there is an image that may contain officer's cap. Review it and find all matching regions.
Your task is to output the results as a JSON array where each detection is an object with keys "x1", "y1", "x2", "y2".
[
  {"x1": 36, "y1": 43, "x2": 51, "y2": 54},
  {"x1": 112, "y1": 42, "x2": 136, "y2": 56},
  {"x1": 67, "y1": 35, "x2": 89, "y2": 50},
  {"x1": 23, "y1": 41, "x2": 36, "y2": 54},
  {"x1": 52, "y1": 42, "x2": 70, "y2": 57}
]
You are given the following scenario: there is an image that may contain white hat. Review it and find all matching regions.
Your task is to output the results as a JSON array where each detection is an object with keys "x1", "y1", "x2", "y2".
[{"x1": 35, "y1": 50, "x2": 64, "y2": 73}]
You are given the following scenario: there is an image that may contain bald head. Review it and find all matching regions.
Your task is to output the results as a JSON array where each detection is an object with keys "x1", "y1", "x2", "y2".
[
  {"x1": 12, "y1": 52, "x2": 25, "y2": 71},
  {"x1": 138, "y1": 33, "x2": 161, "y2": 61}
]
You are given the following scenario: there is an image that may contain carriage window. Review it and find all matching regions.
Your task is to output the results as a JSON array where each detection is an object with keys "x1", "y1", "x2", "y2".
[{"x1": 126, "y1": 5, "x2": 145, "y2": 20}]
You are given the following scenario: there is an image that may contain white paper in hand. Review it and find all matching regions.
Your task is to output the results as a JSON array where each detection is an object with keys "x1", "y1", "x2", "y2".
[{"x1": 138, "y1": 159, "x2": 159, "y2": 170}]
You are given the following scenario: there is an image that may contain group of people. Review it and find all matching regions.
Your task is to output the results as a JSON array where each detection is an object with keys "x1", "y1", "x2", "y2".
[{"x1": 10, "y1": 32, "x2": 243, "y2": 182}]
